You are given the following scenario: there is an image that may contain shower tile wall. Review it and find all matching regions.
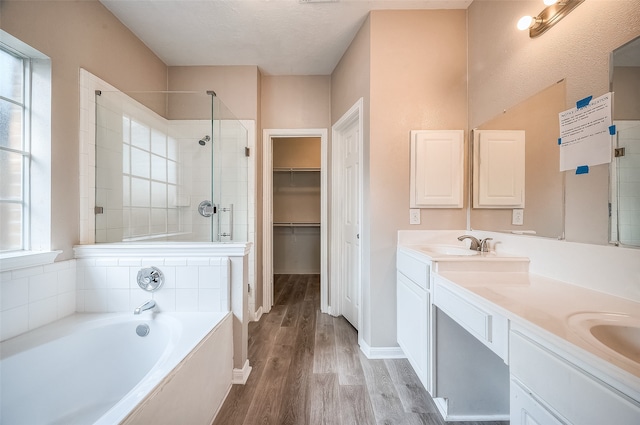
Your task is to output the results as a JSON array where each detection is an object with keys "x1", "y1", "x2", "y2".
[
  {"x1": 169, "y1": 120, "x2": 213, "y2": 241},
  {"x1": 616, "y1": 121, "x2": 640, "y2": 246},
  {"x1": 75, "y1": 256, "x2": 230, "y2": 314},
  {"x1": 0, "y1": 260, "x2": 76, "y2": 341}
]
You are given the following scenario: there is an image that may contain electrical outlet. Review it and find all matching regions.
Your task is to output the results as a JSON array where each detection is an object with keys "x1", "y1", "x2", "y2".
[
  {"x1": 410, "y1": 209, "x2": 421, "y2": 225},
  {"x1": 512, "y1": 208, "x2": 524, "y2": 225}
]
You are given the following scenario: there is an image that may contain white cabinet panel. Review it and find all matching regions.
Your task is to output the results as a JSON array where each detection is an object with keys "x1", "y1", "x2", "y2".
[
  {"x1": 410, "y1": 130, "x2": 464, "y2": 208},
  {"x1": 510, "y1": 378, "x2": 566, "y2": 425},
  {"x1": 397, "y1": 249, "x2": 429, "y2": 290},
  {"x1": 397, "y1": 271, "x2": 430, "y2": 389},
  {"x1": 473, "y1": 130, "x2": 525, "y2": 208}
]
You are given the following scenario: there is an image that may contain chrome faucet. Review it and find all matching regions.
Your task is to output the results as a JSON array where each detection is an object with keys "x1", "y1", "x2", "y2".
[
  {"x1": 458, "y1": 235, "x2": 493, "y2": 252},
  {"x1": 134, "y1": 300, "x2": 156, "y2": 315},
  {"x1": 458, "y1": 235, "x2": 481, "y2": 251}
]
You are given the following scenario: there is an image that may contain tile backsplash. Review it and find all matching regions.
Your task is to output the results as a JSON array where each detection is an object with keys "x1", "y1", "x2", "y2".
[
  {"x1": 0, "y1": 259, "x2": 76, "y2": 341},
  {"x1": 76, "y1": 256, "x2": 230, "y2": 314},
  {"x1": 1, "y1": 254, "x2": 231, "y2": 342}
]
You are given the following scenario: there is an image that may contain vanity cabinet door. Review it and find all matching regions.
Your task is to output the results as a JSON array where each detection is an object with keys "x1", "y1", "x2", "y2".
[
  {"x1": 397, "y1": 271, "x2": 430, "y2": 391},
  {"x1": 410, "y1": 130, "x2": 464, "y2": 208}
]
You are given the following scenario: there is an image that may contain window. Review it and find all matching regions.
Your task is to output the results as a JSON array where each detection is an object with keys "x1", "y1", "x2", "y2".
[
  {"x1": 0, "y1": 30, "x2": 52, "y2": 268},
  {"x1": 0, "y1": 45, "x2": 30, "y2": 252}
]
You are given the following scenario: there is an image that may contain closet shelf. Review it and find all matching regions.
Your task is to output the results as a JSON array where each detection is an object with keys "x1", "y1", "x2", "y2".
[
  {"x1": 273, "y1": 167, "x2": 320, "y2": 173},
  {"x1": 273, "y1": 222, "x2": 321, "y2": 227}
]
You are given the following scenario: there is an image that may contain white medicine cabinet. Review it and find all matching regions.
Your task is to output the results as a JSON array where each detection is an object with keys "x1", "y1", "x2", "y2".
[
  {"x1": 410, "y1": 130, "x2": 464, "y2": 208},
  {"x1": 473, "y1": 130, "x2": 525, "y2": 208}
]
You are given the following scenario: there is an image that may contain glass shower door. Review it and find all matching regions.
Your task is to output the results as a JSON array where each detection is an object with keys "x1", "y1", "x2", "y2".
[{"x1": 94, "y1": 90, "x2": 248, "y2": 243}]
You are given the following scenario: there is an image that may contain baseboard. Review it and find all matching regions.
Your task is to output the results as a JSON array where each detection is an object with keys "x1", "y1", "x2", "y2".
[
  {"x1": 433, "y1": 397, "x2": 509, "y2": 422},
  {"x1": 232, "y1": 360, "x2": 252, "y2": 384},
  {"x1": 358, "y1": 339, "x2": 406, "y2": 359},
  {"x1": 253, "y1": 306, "x2": 263, "y2": 322}
]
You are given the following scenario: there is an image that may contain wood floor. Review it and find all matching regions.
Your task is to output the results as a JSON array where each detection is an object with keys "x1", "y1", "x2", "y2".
[{"x1": 212, "y1": 274, "x2": 509, "y2": 425}]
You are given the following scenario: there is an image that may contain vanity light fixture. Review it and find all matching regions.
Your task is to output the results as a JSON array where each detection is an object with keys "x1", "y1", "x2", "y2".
[{"x1": 517, "y1": 0, "x2": 584, "y2": 38}]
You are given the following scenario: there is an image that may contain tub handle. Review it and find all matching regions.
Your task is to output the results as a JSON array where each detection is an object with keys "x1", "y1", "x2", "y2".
[{"x1": 137, "y1": 267, "x2": 164, "y2": 292}]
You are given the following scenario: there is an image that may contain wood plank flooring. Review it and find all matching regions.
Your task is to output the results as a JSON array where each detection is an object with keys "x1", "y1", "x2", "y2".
[{"x1": 212, "y1": 274, "x2": 509, "y2": 425}]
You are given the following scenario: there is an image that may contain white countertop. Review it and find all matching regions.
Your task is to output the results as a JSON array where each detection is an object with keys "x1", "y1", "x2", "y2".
[{"x1": 399, "y1": 244, "x2": 640, "y2": 389}]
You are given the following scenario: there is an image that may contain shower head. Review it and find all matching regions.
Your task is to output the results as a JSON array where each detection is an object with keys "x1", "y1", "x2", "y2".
[{"x1": 198, "y1": 135, "x2": 211, "y2": 146}]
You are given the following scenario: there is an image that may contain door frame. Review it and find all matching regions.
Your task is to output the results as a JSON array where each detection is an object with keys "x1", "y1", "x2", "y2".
[
  {"x1": 330, "y1": 98, "x2": 364, "y2": 326},
  {"x1": 262, "y1": 128, "x2": 329, "y2": 313}
]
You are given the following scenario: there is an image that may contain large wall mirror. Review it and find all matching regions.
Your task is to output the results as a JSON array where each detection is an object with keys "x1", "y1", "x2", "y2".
[
  {"x1": 610, "y1": 36, "x2": 640, "y2": 247},
  {"x1": 470, "y1": 80, "x2": 566, "y2": 239}
]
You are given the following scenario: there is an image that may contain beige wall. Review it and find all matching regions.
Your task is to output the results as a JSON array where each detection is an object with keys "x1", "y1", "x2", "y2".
[
  {"x1": 261, "y1": 75, "x2": 332, "y2": 129},
  {"x1": 331, "y1": 16, "x2": 372, "y2": 344},
  {"x1": 331, "y1": 11, "x2": 468, "y2": 348},
  {"x1": 468, "y1": 0, "x2": 640, "y2": 244},
  {"x1": 368, "y1": 10, "x2": 468, "y2": 347},
  {"x1": 0, "y1": 0, "x2": 168, "y2": 260},
  {"x1": 168, "y1": 66, "x2": 260, "y2": 121}
]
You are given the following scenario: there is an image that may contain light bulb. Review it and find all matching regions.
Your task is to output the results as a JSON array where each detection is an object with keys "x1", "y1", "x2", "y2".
[
  {"x1": 517, "y1": 16, "x2": 534, "y2": 31},
  {"x1": 543, "y1": 0, "x2": 558, "y2": 5}
]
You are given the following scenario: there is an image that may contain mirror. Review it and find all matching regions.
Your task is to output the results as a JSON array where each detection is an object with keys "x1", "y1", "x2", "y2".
[
  {"x1": 610, "y1": 36, "x2": 640, "y2": 247},
  {"x1": 470, "y1": 80, "x2": 566, "y2": 238}
]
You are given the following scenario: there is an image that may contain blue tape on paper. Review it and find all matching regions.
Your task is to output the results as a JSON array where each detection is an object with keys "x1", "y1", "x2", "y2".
[
  {"x1": 576, "y1": 96, "x2": 592, "y2": 109},
  {"x1": 576, "y1": 165, "x2": 589, "y2": 175},
  {"x1": 558, "y1": 138, "x2": 562, "y2": 145},
  {"x1": 609, "y1": 125, "x2": 616, "y2": 135}
]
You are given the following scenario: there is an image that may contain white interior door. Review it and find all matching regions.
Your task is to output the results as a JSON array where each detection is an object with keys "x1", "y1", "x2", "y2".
[{"x1": 341, "y1": 117, "x2": 360, "y2": 329}]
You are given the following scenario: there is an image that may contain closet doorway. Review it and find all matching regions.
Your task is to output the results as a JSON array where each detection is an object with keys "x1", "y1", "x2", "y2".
[{"x1": 262, "y1": 129, "x2": 328, "y2": 314}]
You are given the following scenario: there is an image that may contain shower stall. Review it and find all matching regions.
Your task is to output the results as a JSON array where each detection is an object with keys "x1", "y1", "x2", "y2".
[{"x1": 94, "y1": 90, "x2": 248, "y2": 243}]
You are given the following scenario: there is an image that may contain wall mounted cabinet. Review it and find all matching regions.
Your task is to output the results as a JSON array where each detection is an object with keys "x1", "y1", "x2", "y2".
[
  {"x1": 410, "y1": 130, "x2": 464, "y2": 208},
  {"x1": 473, "y1": 130, "x2": 525, "y2": 208}
]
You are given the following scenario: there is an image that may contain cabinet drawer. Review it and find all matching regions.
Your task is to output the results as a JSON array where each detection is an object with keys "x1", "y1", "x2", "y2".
[
  {"x1": 397, "y1": 250, "x2": 429, "y2": 290},
  {"x1": 434, "y1": 276, "x2": 508, "y2": 361},
  {"x1": 510, "y1": 330, "x2": 640, "y2": 425}
]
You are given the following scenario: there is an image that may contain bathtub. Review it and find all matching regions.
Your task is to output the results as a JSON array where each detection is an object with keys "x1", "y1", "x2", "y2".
[{"x1": 1, "y1": 311, "x2": 233, "y2": 425}]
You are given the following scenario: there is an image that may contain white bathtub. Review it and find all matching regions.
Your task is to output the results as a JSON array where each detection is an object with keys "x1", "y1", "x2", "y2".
[{"x1": 1, "y1": 311, "x2": 233, "y2": 425}]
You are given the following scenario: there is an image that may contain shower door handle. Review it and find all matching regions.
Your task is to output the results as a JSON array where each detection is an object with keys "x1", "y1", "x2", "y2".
[{"x1": 198, "y1": 200, "x2": 216, "y2": 217}]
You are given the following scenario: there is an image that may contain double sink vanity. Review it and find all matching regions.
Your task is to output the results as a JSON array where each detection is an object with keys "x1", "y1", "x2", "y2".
[{"x1": 396, "y1": 231, "x2": 640, "y2": 424}]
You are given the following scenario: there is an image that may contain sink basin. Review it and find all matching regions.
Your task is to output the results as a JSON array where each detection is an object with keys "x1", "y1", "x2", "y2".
[
  {"x1": 590, "y1": 324, "x2": 640, "y2": 364},
  {"x1": 414, "y1": 245, "x2": 479, "y2": 256},
  {"x1": 568, "y1": 312, "x2": 640, "y2": 366}
]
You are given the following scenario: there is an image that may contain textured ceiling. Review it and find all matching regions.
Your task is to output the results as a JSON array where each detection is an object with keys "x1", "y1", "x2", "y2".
[{"x1": 99, "y1": 0, "x2": 473, "y2": 75}]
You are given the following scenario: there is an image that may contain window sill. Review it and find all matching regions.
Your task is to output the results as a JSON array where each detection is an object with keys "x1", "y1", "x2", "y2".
[{"x1": 0, "y1": 250, "x2": 62, "y2": 272}]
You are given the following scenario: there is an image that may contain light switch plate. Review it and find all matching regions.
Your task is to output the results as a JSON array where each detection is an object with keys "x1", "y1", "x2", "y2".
[
  {"x1": 512, "y1": 208, "x2": 524, "y2": 225},
  {"x1": 410, "y1": 209, "x2": 421, "y2": 225}
]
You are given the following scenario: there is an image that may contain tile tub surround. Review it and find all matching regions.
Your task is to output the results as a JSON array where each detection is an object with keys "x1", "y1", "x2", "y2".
[
  {"x1": 74, "y1": 256, "x2": 230, "y2": 314},
  {"x1": 73, "y1": 242, "x2": 252, "y2": 377},
  {"x1": 0, "y1": 259, "x2": 76, "y2": 342}
]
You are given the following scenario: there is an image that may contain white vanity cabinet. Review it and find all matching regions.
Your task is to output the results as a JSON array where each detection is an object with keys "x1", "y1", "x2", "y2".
[
  {"x1": 510, "y1": 327, "x2": 640, "y2": 425},
  {"x1": 396, "y1": 248, "x2": 431, "y2": 392}
]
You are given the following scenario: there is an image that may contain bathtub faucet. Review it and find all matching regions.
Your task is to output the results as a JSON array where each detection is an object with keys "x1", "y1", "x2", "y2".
[{"x1": 134, "y1": 300, "x2": 156, "y2": 315}]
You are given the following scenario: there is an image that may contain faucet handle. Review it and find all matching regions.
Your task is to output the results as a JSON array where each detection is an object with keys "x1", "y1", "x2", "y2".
[{"x1": 480, "y1": 238, "x2": 493, "y2": 252}]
